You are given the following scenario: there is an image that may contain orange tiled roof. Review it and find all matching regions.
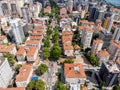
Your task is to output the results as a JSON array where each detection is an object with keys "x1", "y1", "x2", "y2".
[
  {"x1": 16, "y1": 46, "x2": 28, "y2": 55},
  {"x1": 26, "y1": 47, "x2": 37, "y2": 56},
  {"x1": 16, "y1": 64, "x2": 32, "y2": 82},
  {"x1": 117, "y1": 59, "x2": 120, "y2": 65},
  {"x1": 74, "y1": 45, "x2": 80, "y2": 50},
  {"x1": 30, "y1": 36, "x2": 42, "y2": 41},
  {"x1": 26, "y1": 40, "x2": 40, "y2": 45},
  {"x1": 98, "y1": 50, "x2": 110, "y2": 57},
  {"x1": 111, "y1": 40, "x2": 120, "y2": 48},
  {"x1": 0, "y1": 87, "x2": 25, "y2": 90},
  {"x1": 96, "y1": 19, "x2": 102, "y2": 23},
  {"x1": 62, "y1": 35, "x2": 72, "y2": 43},
  {"x1": 64, "y1": 63, "x2": 86, "y2": 78},
  {"x1": 62, "y1": 31, "x2": 73, "y2": 36},
  {"x1": 63, "y1": 43, "x2": 73, "y2": 50},
  {"x1": 0, "y1": 44, "x2": 15, "y2": 53},
  {"x1": 79, "y1": 26, "x2": 84, "y2": 30},
  {"x1": 81, "y1": 86, "x2": 87, "y2": 90},
  {"x1": 93, "y1": 39, "x2": 103, "y2": 43},
  {"x1": 0, "y1": 35, "x2": 7, "y2": 41}
]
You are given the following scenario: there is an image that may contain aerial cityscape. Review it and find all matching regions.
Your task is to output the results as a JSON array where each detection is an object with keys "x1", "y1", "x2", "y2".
[{"x1": 0, "y1": 0, "x2": 120, "y2": 90}]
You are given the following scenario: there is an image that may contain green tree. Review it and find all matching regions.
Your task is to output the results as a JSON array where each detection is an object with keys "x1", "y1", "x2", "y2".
[
  {"x1": 35, "y1": 79, "x2": 45, "y2": 90},
  {"x1": 43, "y1": 47, "x2": 50, "y2": 59},
  {"x1": 64, "y1": 58, "x2": 74, "y2": 64},
  {"x1": 51, "y1": 44, "x2": 61, "y2": 60},
  {"x1": 2, "y1": 53, "x2": 15, "y2": 66},
  {"x1": 15, "y1": 64, "x2": 22, "y2": 73},
  {"x1": 26, "y1": 80, "x2": 45, "y2": 90},
  {"x1": 44, "y1": 36, "x2": 50, "y2": 47},
  {"x1": 47, "y1": 28, "x2": 52, "y2": 36},
  {"x1": 113, "y1": 85, "x2": 120, "y2": 90},
  {"x1": 37, "y1": 64, "x2": 48, "y2": 75},
  {"x1": 53, "y1": 33, "x2": 59, "y2": 43},
  {"x1": 54, "y1": 81, "x2": 69, "y2": 90},
  {"x1": 26, "y1": 81, "x2": 35, "y2": 90}
]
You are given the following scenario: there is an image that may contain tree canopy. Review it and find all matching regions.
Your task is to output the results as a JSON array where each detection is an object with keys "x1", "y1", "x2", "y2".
[
  {"x1": 51, "y1": 44, "x2": 61, "y2": 60},
  {"x1": 64, "y1": 58, "x2": 74, "y2": 64},
  {"x1": 37, "y1": 64, "x2": 48, "y2": 75},
  {"x1": 54, "y1": 81, "x2": 69, "y2": 90},
  {"x1": 43, "y1": 47, "x2": 50, "y2": 59},
  {"x1": 2, "y1": 53, "x2": 15, "y2": 66},
  {"x1": 26, "y1": 79, "x2": 45, "y2": 90}
]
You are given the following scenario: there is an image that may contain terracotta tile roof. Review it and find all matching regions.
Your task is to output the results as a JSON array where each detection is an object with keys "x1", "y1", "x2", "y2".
[
  {"x1": 16, "y1": 64, "x2": 32, "y2": 82},
  {"x1": 30, "y1": 36, "x2": 42, "y2": 41},
  {"x1": 0, "y1": 35, "x2": 7, "y2": 41},
  {"x1": 26, "y1": 47, "x2": 37, "y2": 56},
  {"x1": 64, "y1": 63, "x2": 86, "y2": 78},
  {"x1": 63, "y1": 43, "x2": 73, "y2": 50},
  {"x1": 93, "y1": 39, "x2": 103, "y2": 43},
  {"x1": 62, "y1": 25, "x2": 71, "y2": 29},
  {"x1": 79, "y1": 26, "x2": 84, "y2": 30},
  {"x1": 44, "y1": 6, "x2": 51, "y2": 13},
  {"x1": 34, "y1": 19, "x2": 44, "y2": 25},
  {"x1": 98, "y1": 50, "x2": 110, "y2": 57},
  {"x1": 33, "y1": 26, "x2": 44, "y2": 30},
  {"x1": 16, "y1": 46, "x2": 28, "y2": 55},
  {"x1": 0, "y1": 87, "x2": 25, "y2": 90},
  {"x1": 0, "y1": 44, "x2": 16, "y2": 53},
  {"x1": 80, "y1": 20, "x2": 89, "y2": 24},
  {"x1": 81, "y1": 86, "x2": 87, "y2": 90},
  {"x1": 62, "y1": 35, "x2": 72, "y2": 43},
  {"x1": 62, "y1": 31, "x2": 73, "y2": 36},
  {"x1": 26, "y1": 40, "x2": 40, "y2": 45},
  {"x1": 111, "y1": 40, "x2": 120, "y2": 48},
  {"x1": 117, "y1": 59, "x2": 120, "y2": 65},
  {"x1": 74, "y1": 45, "x2": 80, "y2": 50}
]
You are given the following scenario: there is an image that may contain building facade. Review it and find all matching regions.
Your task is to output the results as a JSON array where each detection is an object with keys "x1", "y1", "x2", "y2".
[{"x1": 0, "y1": 58, "x2": 13, "y2": 88}]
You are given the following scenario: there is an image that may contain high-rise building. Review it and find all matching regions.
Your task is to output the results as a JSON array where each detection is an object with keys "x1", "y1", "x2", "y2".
[
  {"x1": 21, "y1": 7, "x2": 31, "y2": 23},
  {"x1": 112, "y1": 26, "x2": 120, "y2": 42},
  {"x1": 108, "y1": 40, "x2": 120, "y2": 61},
  {"x1": 91, "y1": 39, "x2": 103, "y2": 55},
  {"x1": 0, "y1": 58, "x2": 13, "y2": 88},
  {"x1": 99, "y1": 30, "x2": 112, "y2": 47},
  {"x1": 81, "y1": 27, "x2": 93, "y2": 49},
  {"x1": 99, "y1": 61, "x2": 120, "y2": 86},
  {"x1": 10, "y1": 18, "x2": 25, "y2": 44},
  {"x1": 0, "y1": 1, "x2": 10, "y2": 16}
]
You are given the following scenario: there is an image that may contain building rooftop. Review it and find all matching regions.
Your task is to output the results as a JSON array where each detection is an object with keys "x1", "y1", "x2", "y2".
[
  {"x1": 16, "y1": 64, "x2": 32, "y2": 82},
  {"x1": 26, "y1": 47, "x2": 37, "y2": 56},
  {"x1": 64, "y1": 63, "x2": 86, "y2": 78},
  {"x1": 93, "y1": 39, "x2": 103, "y2": 43},
  {"x1": 0, "y1": 87, "x2": 25, "y2": 90},
  {"x1": 98, "y1": 50, "x2": 110, "y2": 57},
  {"x1": 104, "y1": 61, "x2": 120, "y2": 73},
  {"x1": 111, "y1": 40, "x2": 120, "y2": 48}
]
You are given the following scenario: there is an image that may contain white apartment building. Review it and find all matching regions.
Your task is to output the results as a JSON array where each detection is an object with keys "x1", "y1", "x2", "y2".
[
  {"x1": 21, "y1": 7, "x2": 31, "y2": 23},
  {"x1": 16, "y1": 64, "x2": 33, "y2": 87},
  {"x1": 10, "y1": 18, "x2": 25, "y2": 44},
  {"x1": 81, "y1": 27, "x2": 93, "y2": 49},
  {"x1": 91, "y1": 39, "x2": 103, "y2": 55},
  {"x1": 97, "y1": 50, "x2": 110, "y2": 63},
  {"x1": 112, "y1": 26, "x2": 120, "y2": 42},
  {"x1": 108, "y1": 40, "x2": 120, "y2": 61},
  {"x1": 0, "y1": 58, "x2": 13, "y2": 88}
]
